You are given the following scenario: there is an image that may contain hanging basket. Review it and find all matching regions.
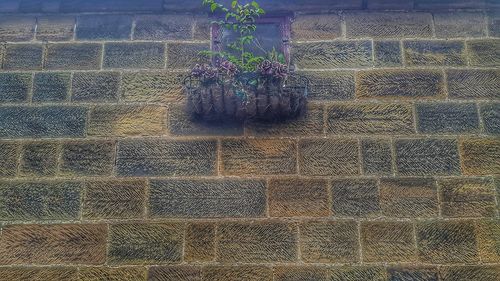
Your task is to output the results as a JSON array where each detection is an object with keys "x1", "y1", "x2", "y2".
[{"x1": 183, "y1": 73, "x2": 309, "y2": 122}]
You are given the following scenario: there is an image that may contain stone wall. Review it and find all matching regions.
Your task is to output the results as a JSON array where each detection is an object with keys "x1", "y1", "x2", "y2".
[{"x1": 0, "y1": 0, "x2": 499, "y2": 280}]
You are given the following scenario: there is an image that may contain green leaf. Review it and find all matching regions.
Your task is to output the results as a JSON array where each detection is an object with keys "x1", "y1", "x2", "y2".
[
  {"x1": 251, "y1": 1, "x2": 259, "y2": 9},
  {"x1": 210, "y1": 3, "x2": 217, "y2": 12},
  {"x1": 231, "y1": 0, "x2": 237, "y2": 8}
]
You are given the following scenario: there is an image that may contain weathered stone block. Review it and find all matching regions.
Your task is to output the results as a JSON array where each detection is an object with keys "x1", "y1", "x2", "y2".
[
  {"x1": 329, "y1": 267, "x2": 387, "y2": 281},
  {"x1": 274, "y1": 266, "x2": 328, "y2": 281},
  {"x1": 380, "y1": 178, "x2": 438, "y2": 218},
  {"x1": 357, "y1": 70, "x2": 444, "y2": 99},
  {"x1": 461, "y1": 138, "x2": 500, "y2": 175},
  {"x1": 216, "y1": 222, "x2": 297, "y2": 263},
  {"x1": 361, "y1": 139, "x2": 393, "y2": 175},
  {"x1": 166, "y1": 42, "x2": 209, "y2": 69},
  {"x1": 121, "y1": 72, "x2": 184, "y2": 103},
  {"x1": 480, "y1": 103, "x2": 500, "y2": 135},
  {"x1": 0, "y1": 72, "x2": 31, "y2": 102},
  {"x1": 416, "y1": 102, "x2": 479, "y2": 133},
  {"x1": 221, "y1": 139, "x2": 296, "y2": 176},
  {"x1": 374, "y1": 40, "x2": 402, "y2": 67},
  {"x1": 488, "y1": 11, "x2": 500, "y2": 37},
  {"x1": 269, "y1": 178, "x2": 329, "y2": 217},
  {"x1": 149, "y1": 179, "x2": 266, "y2": 218},
  {"x1": 434, "y1": 12, "x2": 486, "y2": 38},
  {"x1": 0, "y1": 181, "x2": 81, "y2": 221},
  {"x1": 416, "y1": 220, "x2": 478, "y2": 264},
  {"x1": 299, "y1": 139, "x2": 360, "y2": 176},
  {"x1": 0, "y1": 142, "x2": 19, "y2": 177},
  {"x1": 300, "y1": 220, "x2": 359, "y2": 263},
  {"x1": 439, "y1": 178, "x2": 496, "y2": 217},
  {"x1": 367, "y1": 0, "x2": 414, "y2": 10},
  {"x1": 3, "y1": 44, "x2": 43, "y2": 70},
  {"x1": 78, "y1": 267, "x2": 147, "y2": 281},
  {"x1": 0, "y1": 16, "x2": 35, "y2": 41},
  {"x1": 468, "y1": 39, "x2": 500, "y2": 67},
  {"x1": 0, "y1": 106, "x2": 87, "y2": 138},
  {"x1": 291, "y1": 14, "x2": 341, "y2": 40},
  {"x1": 18, "y1": 0, "x2": 60, "y2": 12},
  {"x1": 0, "y1": 0, "x2": 20, "y2": 13},
  {"x1": 60, "y1": 0, "x2": 163, "y2": 12},
  {"x1": 404, "y1": 40, "x2": 466, "y2": 66},
  {"x1": 33, "y1": 72, "x2": 71, "y2": 102},
  {"x1": 0, "y1": 267, "x2": 77, "y2": 281},
  {"x1": 440, "y1": 265, "x2": 500, "y2": 281},
  {"x1": 148, "y1": 266, "x2": 201, "y2": 281},
  {"x1": 88, "y1": 105, "x2": 167, "y2": 137},
  {"x1": 108, "y1": 223, "x2": 183, "y2": 265},
  {"x1": 361, "y1": 221, "x2": 416, "y2": 262},
  {"x1": 297, "y1": 71, "x2": 355, "y2": 100},
  {"x1": 103, "y1": 42, "x2": 165, "y2": 69},
  {"x1": 76, "y1": 15, "x2": 132, "y2": 40},
  {"x1": 19, "y1": 142, "x2": 59, "y2": 176},
  {"x1": 345, "y1": 12, "x2": 432, "y2": 38},
  {"x1": 45, "y1": 43, "x2": 102, "y2": 70},
  {"x1": 116, "y1": 139, "x2": 217, "y2": 176},
  {"x1": 185, "y1": 223, "x2": 215, "y2": 262},
  {"x1": 395, "y1": 139, "x2": 460, "y2": 176},
  {"x1": 331, "y1": 179, "x2": 380, "y2": 217},
  {"x1": 36, "y1": 16, "x2": 75, "y2": 41},
  {"x1": 387, "y1": 267, "x2": 438, "y2": 281},
  {"x1": 83, "y1": 180, "x2": 146, "y2": 219},
  {"x1": 475, "y1": 220, "x2": 500, "y2": 263},
  {"x1": 0, "y1": 224, "x2": 107, "y2": 265},
  {"x1": 293, "y1": 41, "x2": 372, "y2": 69},
  {"x1": 134, "y1": 15, "x2": 194, "y2": 40},
  {"x1": 71, "y1": 72, "x2": 120, "y2": 102},
  {"x1": 415, "y1": 0, "x2": 485, "y2": 9},
  {"x1": 327, "y1": 103, "x2": 414, "y2": 134},
  {"x1": 202, "y1": 266, "x2": 272, "y2": 281},
  {"x1": 447, "y1": 69, "x2": 500, "y2": 99},
  {"x1": 60, "y1": 141, "x2": 115, "y2": 176}
]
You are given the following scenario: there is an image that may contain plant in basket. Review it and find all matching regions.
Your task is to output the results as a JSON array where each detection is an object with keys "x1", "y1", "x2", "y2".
[{"x1": 184, "y1": 0, "x2": 308, "y2": 122}]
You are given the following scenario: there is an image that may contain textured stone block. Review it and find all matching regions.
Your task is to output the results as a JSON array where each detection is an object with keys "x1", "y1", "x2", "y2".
[
  {"x1": 117, "y1": 139, "x2": 217, "y2": 176},
  {"x1": 0, "y1": 0, "x2": 20, "y2": 13},
  {"x1": 60, "y1": 141, "x2": 115, "y2": 176},
  {"x1": 416, "y1": 220, "x2": 478, "y2": 264},
  {"x1": 291, "y1": 14, "x2": 341, "y2": 40},
  {"x1": 404, "y1": 40, "x2": 466, "y2": 66},
  {"x1": 468, "y1": 40, "x2": 500, "y2": 67},
  {"x1": 104, "y1": 42, "x2": 165, "y2": 69},
  {"x1": 45, "y1": 43, "x2": 102, "y2": 70},
  {"x1": 481, "y1": 103, "x2": 500, "y2": 134},
  {"x1": 78, "y1": 267, "x2": 147, "y2": 281},
  {"x1": 357, "y1": 70, "x2": 444, "y2": 99},
  {"x1": 293, "y1": 41, "x2": 372, "y2": 69},
  {"x1": 329, "y1": 267, "x2": 387, "y2": 281},
  {"x1": 166, "y1": 42, "x2": 209, "y2": 69},
  {"x1": 0, "y1": 224, "x2": 107, "y2": 265},
  {"x1": 447, "y1": 69, "x2": 500, "y2": 99},
  {"x1": 121, "y1": 72, "x2": 184, "y2": 103},
  {"x1": 0, "y1": 16, "x2": 35, "y2": 41},
  {"x1": 440, "y1": 265, "x2": 500, "y2": 281},
  {"x1": 380, "y1": 178, "x2": 438, "y2": 218},
  {"x1": 367, "y1": 0, "x2": 414, "y2": 10},
  {"x1": 60, "y1": 0, "x2": 163, "y2": 12},
  {"x1": 415, "y1": 0, "x2": 485, "y2": 9},
  {"x1": 109, "y1": 223, "x2": 183, "y2": 265},
  {"x1": 387, "y1": 267, "x2": 438, "y2": 281},
  {"x1": 216, "y1": 222, "x2": 297, "y2": 263},
  {"x1": 185, "y1": 223, "x2": 215, "y2": 262},
  {"x1": 149, "y1": 179, "x2": 266, "y2": 218},
  {"x1": 19, "y1": 142, "x2": 59, "y2": 176},
  {"x1": 475, "y1": 220, "x2": 500, "y2": 263},
  {"x1": 18, "y1": 0, "x2": 60, "y2": 12},
  {"x1": 202, "y1": 266, "x2": 272, "y2": 281},
  {"x1": 327, "y1": 103, "x2": 414, "y2": 134},
  {"x1": 460, "y1": 138, "x2": 500, "y2": 175},
  {"x1": 148, "y1": 266, "x2": 201, "y2": 281},
  {"x1": 83, "y1": 180, "x2": 146, "y2": 219},
  {"x1": 300, "y1": 220, "x2": 359, "y2": 263},
  {"x1": 76, "y1": 15, "x2": 132, "y2": 40},
  {"x1": 0, "y1": 72, "x2": 31, "y2": 102},
  {"x1": 0, "y1": 267, "x2": 77, "y2": 281},
  {"x1": 3, "y1": 44, "x2": 43, "y2": 70},
  {"x1": 274, "y1": 266, "x2": 328, "y2": 281},
  {"x1": 395, "y1": 139, "x2": 460, "y2": 176},
  {"x1": 71, "y1": 72, "x2": 120, "y2": 102},
  {"x1": 36, "y1": 16, "x2": 75, "y2": 41},
  {"x1": 134, "y1": 15, "x2": 194, "y2": 40},
  {"x1": 0, "y1": 181, "x2": 80, "y2": 221},
  {"x1": 416, "y1": 102, "x2": 479, "y2": 133},
  {"x1": 0, "y1": 106, "x2": 87, "y2": 138},
  {"x1": 439, "y1": 178, "x2": 496, "y2": 218},
  {"x1": 269, "y1": 178, "x2": 329, "y2": 217},
  {"x1": 434, "y1": 12, "x2": 486, "y2": 38},
  {"x1": 0, "y1": 142, "x2": 19, "y2": 177},
  {"x1": 221, "y1": 139, "x2": 296, "y2": 176},
  {"x1": 297, "y1": 71, "x2": 355, "y2": 100},
  {"x1": 489, "y1": 11, "x2": 500, "y2": 37},
  {"x1": 331, "y1": 179, "x2": 380, "y2": 217},
  {"x1": 361, "y1": 139, "x2": 393, "y2": 175},
  {"x1": 346, "y1": 12, "x2": 432, "y2": 38},
  {"x1": 299, "y1": 139, "x2": 360, "y2": 176},
  {"x1": 88, "y1": 105, "x2": 166, "y2": 137},
  {"x1": 374, "y1": 40, "x2": 402, "y2": 67},
  {"x1": 33, "y1": 72, "x2": 71, "y2": 102},
  {"x1": 361, "y1": 221, "x2": 416, "y2": 262}
]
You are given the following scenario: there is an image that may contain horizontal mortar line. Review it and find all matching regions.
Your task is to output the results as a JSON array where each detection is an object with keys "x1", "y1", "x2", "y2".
[{"x1": 1, "y1": 40, "x2": 210, "y2": 44}]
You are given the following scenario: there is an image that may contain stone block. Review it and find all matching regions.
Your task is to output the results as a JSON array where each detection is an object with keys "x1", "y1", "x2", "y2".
[
  {"x1": 103, "y1": 42, "x2": 165, "y2": 69},
  {"x1": 404, "y1": 40, "x2": 466, "y2": 66},
  {"x1": 293, "y1": 41, "x2": 372, "y2": 69},
  {"x1": 3, "y1": 44, "x2": 43, "y2": 70},
  {"x1": 202, "y1": 266, "x2": 272, "y2": 281},
  {"x1": 36, "y1": 16, "x2": 75, "y2": 41},
  {"x1": 361, "y1": 139, "x2": 393, "y2": 175},
  {"x1": 434, "y1": 12, "x2": 486, "y2": 38},
  {"x1": 291, "y1": 14, "x2": 341, "y2": 40},
  {"x1": 416, "y1": 102, "x2": 479, "y2": 133},
  {"x1": 166, "y1": 42, "x2": 209, "y2": 69},
  {"x1": 460, "y1": 138, "x2": 500, "y2": 175},
  {"x1": 345, "y1": 12, "x2": 432, "y2": 38},
  {"x1": 32, "y1": 72, "x2": 71, "y2": 102},
  {"x1": 78, "y1": 267, "x2": 147, "y2": 281},
  {"x1": 0, "y1": 16, "x2": 35, "y2": 41},
  {"x1": 480, "y1": 103, "x2": 500, "y2": 134},
  {"x1": 299, "y1": 139, "x2": 360, "y2": 176},
  {"x1": 134, "y1": 15, "x2": 194, "y2": 40},
  {"x1": 45, "y1": 43, "x2": 102, "y2": 70},
  {"x1": 148, "y1": 266, "x2": 201, "y2": 281},
  {"x1": 297, "y1": 71, "x2": 355, "y2": 101},
  {"x1": 329, "y1": 267, "x2": 387, "y2": 281},
  {"x1": 71, "y1": 72, "x2": 120, "y2": 102},
  {"x1": 331, "y1": 179, "x2": 380, "y2": 217},
  {"x1": 76, "y1": 15, "x2": 132, "y2": 40},
  {"x1": 475, "y1": 220, "x2": 500, "y2": 263},
  {"x1": 0, "y1": 72, "x2": 31, "y2": 102},
  {"x1": 0, "y1": 142, "x2": 20, "y2": 177},
  {"x1": 185, "y1": 223, "x2": 215, "y2": 262},
  {"x1": 468, "y1": 39, "x2": 500, "y2": 67},
  {"x1": 374, "y1": 40, "x2": 402, "y2": 67},
  {"x1": 0, "y1": 267, "x2": 77, "y2": 281},
  {"x1": 121, "y1": 72, "x2": 184, "y2": 103},
  {"x1": 361, "y1": 221, "x2": 416, "y2": 262},
  {"x1": 440, "y1": 265, "x2": 500, "y2": 281},
  {"x1": 274, "y1": 266, "x2": 328, "y2": 281},
  {"x1": 387, "y1": 267, "x2": 438, "y2": 281},
  {"x1": 380, "y1": 178, "x2": 438, "y2": 217},
  {"x1": 439, "y1": 178, "x2": 496, "y2": 217},
  {"x1": 447, "y1": 69, "x2": 500, "y2": 99},
  {"x1": 19, "y1": 142, "x2": 59, "y2": 176},
  {"x1": 60, "y1": 141, "x2": 115, "y2": 176}
]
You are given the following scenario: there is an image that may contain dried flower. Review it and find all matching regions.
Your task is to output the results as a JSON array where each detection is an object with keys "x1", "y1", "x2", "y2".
[
  {"x1": 257, "y1": 60, "x2": 288, "y2": 79},
  {"x1": 191, "y1": 64, "x2": 219, "y2": 83},
  {"x1": 218, "y1": 60, "x2": 239, "y2": 77}
]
